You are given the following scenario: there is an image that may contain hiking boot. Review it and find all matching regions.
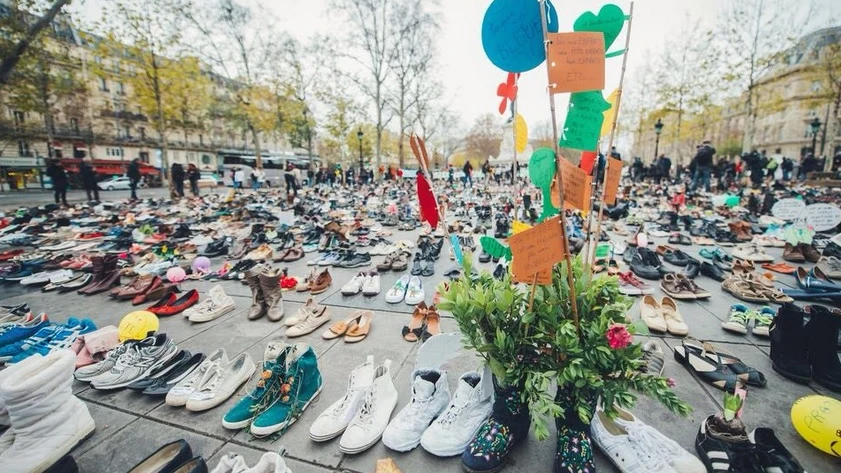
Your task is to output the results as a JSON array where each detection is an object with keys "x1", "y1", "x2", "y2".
[
  {"x1": 769, "y1": 304, "x2": 811, "y2": 383},
  {"x1": 804, "y1": 305, "x2": 841, "y2": 392},
  {"x1": 462, "y1": 376, "x2": 530, "y2": 473}
]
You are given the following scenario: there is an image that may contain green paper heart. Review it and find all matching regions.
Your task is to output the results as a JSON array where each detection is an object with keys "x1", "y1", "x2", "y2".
[{"x1": 573, "y1": 4, "x2": 625, "y2": 50}]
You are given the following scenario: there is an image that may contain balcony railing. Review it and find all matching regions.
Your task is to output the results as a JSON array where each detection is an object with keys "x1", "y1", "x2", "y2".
[
  {"x1": 99, "y1": 110, "x2": 148, "y2": 122},
  {"x1": 0, "y1": 123, "x2": 94, "y2": 141}
]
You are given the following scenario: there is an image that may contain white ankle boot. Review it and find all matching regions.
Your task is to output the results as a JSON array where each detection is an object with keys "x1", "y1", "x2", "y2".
[
  {"x1": 0, "y1": 349, "x2": 95, "y2": 473},
  {"x1": 0, "y1": 354, "x2": 46, "y2": 457}
]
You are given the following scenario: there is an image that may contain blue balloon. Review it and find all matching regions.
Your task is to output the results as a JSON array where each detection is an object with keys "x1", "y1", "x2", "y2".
[{"x1": 481, "y1": 0, "x2": 559, "y2": 73}]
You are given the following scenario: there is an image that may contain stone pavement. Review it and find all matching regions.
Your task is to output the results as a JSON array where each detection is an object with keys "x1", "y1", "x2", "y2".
[
  {"x1": 0, "y1": 225, "x2": 839, "y2": 473},
  {"x1": 0, "y1": 187, "x2": 178, "y2": 211}
]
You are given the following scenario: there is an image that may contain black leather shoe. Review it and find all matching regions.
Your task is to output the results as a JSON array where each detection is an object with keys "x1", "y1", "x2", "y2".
[
  {"x1": 663, "y1": 249, "x2": 692, "y2": 266},
  {"x1": 127, "y1": 440, "x2": 193, "y2": 473},
  {"x1": 682, "y1": 261, "x2": 700, "y2": 279},
  {"x1": 700, "y1": 262, "x2": 726, "y2": 281},
  {"x1": 630, "y1": 249, "x2": 661, "y2": 280}
]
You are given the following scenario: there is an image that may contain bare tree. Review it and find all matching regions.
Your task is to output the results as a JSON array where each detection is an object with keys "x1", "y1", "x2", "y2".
[
  {"x1": 0, "y1": 0, "x2": 72, "y2": 85},
  {"x1": 463, "y1": 113, "x2": 502, "y2": 164}
]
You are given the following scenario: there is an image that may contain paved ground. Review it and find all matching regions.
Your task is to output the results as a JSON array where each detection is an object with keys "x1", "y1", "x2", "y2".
[
  {"x1": 0, "y1": 222, "x2": 839, "y2": 473},
  {"x1": 0, "y1": 187, "x2": 212, "y2": 211}
]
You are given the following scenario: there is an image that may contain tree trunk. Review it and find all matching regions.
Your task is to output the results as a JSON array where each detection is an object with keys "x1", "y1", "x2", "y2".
[
  {"x1": 375, "y1": 85, "x2": 383, "y2": 179},
  {"x1": 398, "y1": 95, "x2": 405, "y2": 169},
  {"x1": 0, "y1": 0, "x2": 72, "y2": 85},
  {"x1": 250, "y1": 124, "x2": 263, "y2": 170}
]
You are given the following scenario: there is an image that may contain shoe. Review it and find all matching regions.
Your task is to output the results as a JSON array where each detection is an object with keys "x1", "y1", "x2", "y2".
[
  {"x1": 285, "y1": 303, "x2": 330, "y2": 338},
  {"x1": 0, "y1": 318, "x2": 87, "y2": 362},
  {"x1": 244, "y1": 267, "x2": 266, "y2": 320},
  {"x1": 699, "y1": 262, "x2": 726, "y2": 281},
  {"x1": 342, "y1": 272, "x2": 367, "y2": 296},
  {"x1": 661, "y1": 296, "x2": 689, "y2": 336},
  {"x1": 405, "y1": 276, "x2": 424, "y2": 305},
  {"x1": 769, "y1": 304, "x2": 812, "y2": 384},
  {"x1": 90, "y1": 334, "x2": 179, "y2": 390},
  {"x1": 74, "y1": 339, "x2": 138, "y2": 382},
  {"x1": 751, "y1": 307, "x2": 775, "y2": 338},
  {"x1": 185, "y1": 352, "x2": 256, "y2": 412},
  {"x1": 339, "y1": 360, "x2": 398, "y2": 454},
  {"x1": 185, "y1": 285, "x2": 236, "y2": 323},
  {"x1": 639, "y1": 295, "x2": 667, "y2": 333},
  {"x1": 210, "y1": 452, "x2": 289, "y2": 473},
  {"x1": 421, "y1": 371, "x2": 492, "y2": 457},
  {"x1": 383, "y1": 369, "x2": 450, "y2": 452},
  {"x1": 617, "y1": 272, "x2": 653, "y2": 296},
  {"x1": 804, "y1": 305, "x2": 841, "y2": 392},
  {"x1": 607, "y1": 408, "x2": 705, "y2": 473},
  {"x1": 815, "y1": 256, "x2": 841, "y2": 279},
  {"x1": 309, "y1": 268, "x2": 332, "y2": 295},
  {"x1": 591, "y1": 409, "x2": 678, "y2": 472},
  {"x1": 141, "y1": 353, "x2": 206, "y2": 396},
  {"x1": 167, "y1": 349, "x2": 229, "y2": 406},
  {"x1": 630, "y1": 248, "x2": 660, "y2": 280},
  {"x1": 362, "y1": 271, "x2": 381, "y2": 296},
  {"x1": 149, "y1": 289, "x2": 200, "y2": 317},
  {"x1": 250, "y1": 344, "x2": 322, "y2": 436},
  {"x1": 310, "y1": 356, "x2": 375, "y2": 442},
  {"x1": 695, "y1": 415, "x2": 764, "y2": 473},
  {"x1": 259, "y1": 269, "x2": 284, "y2": 322},
  {"x1": 385, "y1": 275, "x2": 410, "y2": 303},
  {"x1": 19, "y1": 269, "x2": 74, "y2": 287},
  {"x1": 126, "y1": 439, "x2": 194, "y2": 473},
  {"x1": 0, "y1": 350, "x2": 95, "y2": 473},
  {"x1": 639, "y1": 340, "x2": 665, "y2": 376},
  {"x1": 721, "y1": 304, "x2": 751, "y2": 335},
  {"x1": 462, "y1": 376, "x2": 530, "y2": 473},
  {"x1": 782, "y1": 243, "x2": 805, "y2": 262},
  {"x1": 7, "y1": 319, "x2": 97, "y2": 364},
  {"x1": 749, "y1": 428, "x2": 806, "y2": 473},
  {"x1": 43, "y1": 455, "x2": 78, "y2": 473},
  {"x1": 222, "y1": 343, "x2": 289, "y2": 430},
  {"x1": 661, "y1": 273, "x2": 696, "y2": 300},
  {"x1": 799, "y1": 243, "x2": 820, "y2": 263},
  {"x1": 0, "y1": 313, "x2": 50, "y2": 347},
  {"x1": 336, "y1": 252, "x2": 372, "y2": 268}
]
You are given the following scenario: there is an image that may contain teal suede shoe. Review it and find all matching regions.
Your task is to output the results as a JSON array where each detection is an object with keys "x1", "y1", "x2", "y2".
[
  {"x1": 250, "y1": 343, "x2": 322, "y2": 437},
  {"x1": 222, "y1": 343, "x2": 289, "y2": 430}
]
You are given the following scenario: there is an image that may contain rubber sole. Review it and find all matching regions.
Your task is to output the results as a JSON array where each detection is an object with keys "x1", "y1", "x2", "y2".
[
  {"x1": 31, "y1": 417, "x2": 95, "y2": 473},
  {"x1": 250, "y1": 386, "x2": 322, "y2": 437}
]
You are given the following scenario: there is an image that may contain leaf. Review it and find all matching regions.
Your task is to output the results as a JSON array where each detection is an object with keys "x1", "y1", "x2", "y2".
[{"x1": 488, "y1": 357, "x2": 506, "y2": 380}]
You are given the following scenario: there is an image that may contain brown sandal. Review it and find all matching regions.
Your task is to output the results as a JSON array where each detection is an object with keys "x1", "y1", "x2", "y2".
[
  {"x1": 345, "y1": 311, "x2": 373, "y2": 343},
  {"x1": 422, "y1": 306, "x2": 441, "y2": 341},
  {"x1": 721, "y1": 278, "x2": 768, "y2": 303},
  {"x1": 403, "y1": 302, "x2": 428, "y2": 342}
]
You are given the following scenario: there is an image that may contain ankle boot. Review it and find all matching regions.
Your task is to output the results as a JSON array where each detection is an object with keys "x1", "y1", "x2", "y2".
[
  {"x1": 769, "y1": 303, "x2": 812, "y2": 383},
  {"x1": 245, "y1": 268, "x2": 266, "y2": 320},
  {"x1": 804, "y1": 305, "x2": 841, "y2": 392},
  {"x1": 0, "y1": 350, "x2": 95, "y2": 473},
  {"x1": 554, "y1": 387, "x2": 595, "y2": 473},
  {"x1": 83, "y1": 255, "x2": 122, "y2": 295},
  {"x1": 0, "y1": 352, "x2": 46, "y2": 455},
  {"x1": 462, "y1": 376, "x2": 530, "y2": 473},
  {"x1": 77, "y1": 256, "x2": 105, "y2": 294},
  {"x1": 258, "y1": 269, "x2": 284, "y2": 322}
]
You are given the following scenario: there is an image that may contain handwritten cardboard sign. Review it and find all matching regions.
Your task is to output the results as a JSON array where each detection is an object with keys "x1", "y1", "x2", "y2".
[
  {"x1": 771, "y1": 198, "x2": 806, "y2": 221},
  {"x1": 559, "y1": 91, "x2": 611, "y2": 151},
  {"x1": 555, "y1": 157, "x2": 592, "y2": 211},
  {"x1": 603, "y1": 158, "x2": 622, "y2": 205},
  {"x1": 547, "y1": 32, "x2": 606, "y2": 94},
  {"x1": 805, "y1": 203, "x2": 841, "y2": 232},
  {"x1": 509, "y1": 216, "x2": 564, "y2": 285}
]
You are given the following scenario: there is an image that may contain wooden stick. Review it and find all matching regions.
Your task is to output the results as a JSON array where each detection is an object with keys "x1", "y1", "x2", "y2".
[
  {"x1": 511, "y1": 74, "x2": 521, "y2": 218},
  {"x1": 528, "y1": 273, "x2": 538, "y2": 311},
  {"x1": 591, "y1": 2, "x2": 635, "y2": 269},
  {"x1": 584, "y1": 140, "x2": 603, "y2": 278},
  {"x1": 539, "y1": 0, "x2": 579, "y2": 330}
]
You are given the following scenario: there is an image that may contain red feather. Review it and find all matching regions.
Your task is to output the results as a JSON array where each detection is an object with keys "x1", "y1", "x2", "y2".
[{"x1": 416, "y1": 174, "x2": 439, "y2": 229}]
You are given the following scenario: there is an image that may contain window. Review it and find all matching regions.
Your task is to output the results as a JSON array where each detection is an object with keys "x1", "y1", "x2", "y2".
[
  {"x1": 117, "y1": 82, "x2": 125, "y2": 95},
  {"x1": 106, "y1": 148, "x2": 124, "y2": 158},
  {"x1": 70, "y1": 118, "x2": 79, "y2": 133},
  {"x1": 99, "y1": 78, "x2": 108, "y2": 92},
  {"x1": 123, "y1": 125, "x2": 130, "y2": 138},
  {"x1": 139, "y1": 152, "x2": 149, "y2": 163},
  {"x1": 54, "y1": 149, "x2": 63, "y2": 159},
  {"x1": 13, "y1": 111, "x2": 24, "y2": 129},
  {"x1": 811, "y1": 80, "x2": 821, "y2": 93},
  {"x1": 187, "y1": 152, "x2": 196, "y2": 163},
  {"x1": 17, "y1": 141, "x2": 30, "y2": 157},
  {"x1": 139, "y1": 127, "x2": 146, "y2": 140},
  {"x1": 199, "y1": 134, "x2": 203, "y2": 146}
]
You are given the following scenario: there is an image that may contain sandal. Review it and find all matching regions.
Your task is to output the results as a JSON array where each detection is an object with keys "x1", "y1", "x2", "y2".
[
  {"x1": 722, "y1": 277, "x2": 769, "y2": 303},
  {"x1": 761, "y1": 262, "x2": 796, "y2": 274},
  {"x1": 403, "y1": 303, "x2": 428, "y2": 342},
  {"x1": 732, "y1": 259, "x2": 755, "y2": 274},
  {"x1": 673, "y1": 339, "x2": 743, "y2": 391},
  {"x1": 684, "y1": 339, "x2": 767, "y2": 388},
  {"x1": 345, "y1": 310, "x2": 373, "y2": 343},
  {"x1": 321, "y1": 312, "x2": 363, "y2": 340},
  {"x1": 422, "y1": 305, "x2": 441, "y2": 341}
]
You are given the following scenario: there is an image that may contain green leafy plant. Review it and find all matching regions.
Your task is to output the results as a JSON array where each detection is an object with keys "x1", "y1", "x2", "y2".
[{"x1": 439, "y1": 254, "x2": 691, "y2": 441}]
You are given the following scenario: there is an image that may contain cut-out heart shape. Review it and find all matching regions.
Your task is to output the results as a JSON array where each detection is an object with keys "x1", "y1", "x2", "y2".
[
  {"x1": 573, "y1": 4, "x2": 625, "y2": 51},
  {"x1": 416, "y1": 174, "x2": 439, "y2": 229}
]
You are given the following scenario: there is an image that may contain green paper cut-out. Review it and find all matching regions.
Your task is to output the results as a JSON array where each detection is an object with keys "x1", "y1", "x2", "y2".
[
  {"x1": 480, "y1": 236, "x2": 512, "y2": 261},
  {"x1": 605, "y1": 49, "x2": 625, "y2": 59},
  {"x1": 573, "y1": 4, "x2": 625, "y2": 53},
  {"x1": 528, "y1": 147, "x2": 560, "y2": 221},
  {"x1": 559, "y1": 91, "x2": 611, "y2": 152}
]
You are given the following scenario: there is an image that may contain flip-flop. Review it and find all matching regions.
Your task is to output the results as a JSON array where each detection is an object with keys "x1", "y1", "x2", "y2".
[{"x1": 761, "y1": 263, "x2": 796, "y2": 274}]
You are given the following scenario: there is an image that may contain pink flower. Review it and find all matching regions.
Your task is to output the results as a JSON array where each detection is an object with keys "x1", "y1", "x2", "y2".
[
  {"x1": 605, "y1": 323, "x2": 632, "y2": 350},
  {"x1": 666, "y1": 378, "x2": 676, "y2": 388}
]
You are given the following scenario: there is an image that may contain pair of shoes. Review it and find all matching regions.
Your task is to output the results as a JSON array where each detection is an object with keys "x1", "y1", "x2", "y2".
[
  {"x1": 617, "y1": 271, "x2": 654, "y2": 296},
  {"x1": 0, "y1": 350, "x2": 96, "y2": 473},
  {"x1": 321, "y1": 311, "x2": 373, "y2": 343},
  {"x1": 147, "y1": 289, "x2": 200, "y2": 316},
  {"x1": 696, "y1": 415, "x2": 804, "y2": 473},
  {"x1": 639, "y1": 295, "x2": 688, "y2": 335},
  {"x1": 222, "y1": 343, "x2": 321, "y2": 437},
  {"x1": 660, "y1": 273, "x2": 711, "y2": 299},
  {"x1": 211, "y1": 451, "x2": 290, "y2": 473},
  {"x1": 284, "y1": 298, "x2": 331, "y2": 338},
  {"x1": 126, "y1": 350, "x2": 207, "y2": 397},
  {"x1": 110, "y1": 274, "x2": 161, "y2": 300},
  {"x1": 182, "y1": 285, "x2": 235, "y2": 323},
  {"x1": 244, "y1": 265, "x2": 285, "y2": 321},
  {"x1": 85, "y1": 334, "x2": 181, "y2": 391},
  {"x1": 783, "y1": 242, "x2": 820, "y2": 263},
  {"x1": 385, "y1": 275, "x2": 424, "y2": 304},
  {"x1": 383, "y1": 367, "x2": 493, "y2": 457},
  {"x1": 78, "y1": 255, "x2": 122, "y2": 295},
  {"x1": 770, "y1": 303, "x2": 841, "y2": 392},
  {"x1": 401, "y1": 302, "x2": 441, "y2": 341},
  {"x1": 167, "y1": 348, "x2": 256, "y2": 411},
  {"x1": 674, "y1": 338, "x2": 766, "y2": 390},
  {"x1": 307, "y1": 268, "x2": 332, "y2": 295},
  {"x1": 721, "y1": 304, "x2": 775, "y2": 337},
  {"x1": 341, "y1": 271, "x2": 381, "y2": 296},
  {"x1": 308, "y1": 357, "x2": 396, "y2": 454},
  {"x1": 376, "y1": 251, "x2": 409, "y2": 272},
  {"x1": 127, "y1": 439, "x2": 207, "y2": 473}
]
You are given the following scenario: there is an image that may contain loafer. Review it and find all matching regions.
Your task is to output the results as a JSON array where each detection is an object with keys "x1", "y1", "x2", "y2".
[
  {"x1": 126, "y1": 439, "x2": 193, "y2": 473},
  {"x1": 700, "y1": 262, "x2": 726, "y2": 282}
]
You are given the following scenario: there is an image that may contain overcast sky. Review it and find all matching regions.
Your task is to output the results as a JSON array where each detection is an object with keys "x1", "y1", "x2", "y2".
[{"x1": 75, "y1": 0, "x2": 838, "y2": 141}]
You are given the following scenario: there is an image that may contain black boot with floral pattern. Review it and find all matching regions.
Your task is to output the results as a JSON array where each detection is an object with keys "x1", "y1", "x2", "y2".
[
  {"x1": 554, "y1": 388, "x2": 595, "y2": 473},
  {"x1": 461, "y1": 377, "x2": 530, "y2": 473}
]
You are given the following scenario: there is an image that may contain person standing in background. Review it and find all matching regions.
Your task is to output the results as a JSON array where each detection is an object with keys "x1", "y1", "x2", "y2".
[
  {"x1": 46, "y1": 159, "x2": 68, "y2": 206},
  {"x1": 463, "y1": 160, "x2": 473, "y2": 188},
  {"x1": 187, "y1": 163, "x2": 201, "y2": 196},
  {"x1": 171, "y1": 162, "x2": 185, "y2": 197},
  {"x1": 79, "y1": 161, "x2": 99, "y2": 203},
  {"x1": 234, "y1": 167, "x2": 245, "y2": 191},
  {"x1": 127, "y1": 158, "x2": 141, "y2": 201},
  {"x1": 292, "y1": 166, "x2": 302, "y2": 196}
]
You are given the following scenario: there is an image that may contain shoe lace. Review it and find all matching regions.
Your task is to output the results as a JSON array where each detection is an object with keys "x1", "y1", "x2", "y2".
[
  {"x1": 625, "y1": 425, "x2": 674, "y2": 465},
  {"x1": 729, "y1": 310, "x2": 752, "y2": 326},
  {"x1": 437, "y1": 391, "x2": 469, "y2": 426},
  {"x1": 356, "y1": 386, "x2": 378, "y2": 426},
  {"x1": 329, "y1": 375, "x2": 362, "y2": 418},
  {"x1": 752, "y1": 310, "x2": 772, "y2": 327}
]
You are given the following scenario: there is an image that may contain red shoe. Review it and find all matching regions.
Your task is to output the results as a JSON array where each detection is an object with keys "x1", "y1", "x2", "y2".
[
  {"x1": 150, "y1": 289, "x2": 199, "y2": 316},
  {"x1": 76, "y1": 231, "x2": 104, "y2": 241},
  {"x1": 0, "y1": 249, "x2": 24, "y2": 262}
]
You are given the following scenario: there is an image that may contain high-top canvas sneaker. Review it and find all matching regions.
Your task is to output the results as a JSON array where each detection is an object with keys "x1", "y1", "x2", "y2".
[
  {"x1": 421, "y1": 371, "x2": 492, "y2": 457},
  {"x1": 223, "y1": 343, "x2": 289, "y2": 430},
  {"x1": 383, "y1": 369, "x2": 450, "y2": 452},
  {"x1": 591, "y1": 409, "x2": 678, "y2": 473},
  {"x1": 250, "y1": 344, "x2": 322, "y2": 437},
  {"x1": 339, "y1": 360, "x2": 398, "y2": 454},
  {"x1": 462, "y1": 376, "x2": 530, "y2": 473},
  {"x1": 211, "y1": 452, "x2": 290, "y2": 473},
  {"x1": 310, "y1": 356, "x2": 375, "y2": 442}
]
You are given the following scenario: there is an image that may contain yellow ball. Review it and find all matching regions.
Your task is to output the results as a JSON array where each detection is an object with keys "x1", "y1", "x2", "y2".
[
  {"x1": 790, "y1": 395, "x2": 841, "y2": 457},
  {"x1": 118, "y1": 311, "x2": 159, "y2": 342}
]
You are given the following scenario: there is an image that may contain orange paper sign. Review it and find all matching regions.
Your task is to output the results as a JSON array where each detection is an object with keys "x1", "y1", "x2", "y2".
[
  {"x1": 547, "y1": 32, "x2": 606, "y2": 94},
  {"x1": 509, "y1": 216, "x2": 564, "y2": 285},
  {"x1": 604, "y1": 158, "x2": 623, "y2": 205},
  {"x1": 558, "y1": 158, "x2": 592, "y2": 210}
]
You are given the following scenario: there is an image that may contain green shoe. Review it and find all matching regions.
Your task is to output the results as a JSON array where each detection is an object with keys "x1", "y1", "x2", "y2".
[
  {"x1": 222, "y1": 343, "x2": 289, "y2": 430},
  {"x1": 251, "y1": 344, "x2": 322, "y2": 437}
]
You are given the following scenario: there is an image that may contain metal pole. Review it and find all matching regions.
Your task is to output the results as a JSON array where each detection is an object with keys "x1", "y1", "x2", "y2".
[
  {"x1": 590, "y1": 2, "x2": 635, "y2": 269},
  {"x1": 539, "y1": 0, "x2": 579, "y2": 327},
  {"x1": 654, "y1": 134, "x2": 660, "y2": 161},
  {"x1": 511, "y1": 74, "x2": 520, "y2": 218}
]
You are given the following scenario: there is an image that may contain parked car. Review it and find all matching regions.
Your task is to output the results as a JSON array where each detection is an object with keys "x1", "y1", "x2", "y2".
[
  {"x1": 100, "y1": 176, "x2": 147, "y2": 191},
  {"x1": 197, "y1": 173, "x2": 219, "y2": 188}
]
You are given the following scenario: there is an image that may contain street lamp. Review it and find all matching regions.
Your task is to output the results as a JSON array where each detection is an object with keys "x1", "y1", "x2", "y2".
[
  {"x1": 653, "y1": 118, "x2": 664, "y2": 162},
  {"x1": 809, "y1": 117, "x2": 821, "y2": 156},
  {"x1": 356, "y1": 128, "x2": 364, "y2": 179}
]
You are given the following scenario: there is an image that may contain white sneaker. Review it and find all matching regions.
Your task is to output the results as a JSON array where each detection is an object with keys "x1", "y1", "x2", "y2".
[
  {"x1": 592, "y1": 409, "x2": 678, "y2": 473},
  {"x1": 404, "y1": 276, "x2": 424, "y2": 305},
  {"x1": 339, "y1": 359, "x2": 398, "y2": 454},
  {"x1": 20, "y1": 270, "x2": 73, "y2": 286},
  {"x1": 341, "y1": 272, "x2": 367, "y2": 296},
  {"x1": 385, "y1": 275, "x2": 410, "y2": 303},
  {"x1": 185, "y1": 285, "x2": 236, "y2": 323},
  {"x1": 285, "y1": 304, "x2": 331, "y2": 338},
  {"x1": 284, "y1": 298, "x2": 324, "y2": 327},
  {"x1": 166, "y1": 348, "x2": 229, "y2": 406},
  {"x1": 362, "y1": 272, "x2": 381, "y2": 296},
  {"x1": 310, "y1": 356, "x2": 375, "y2": 442},
  {"x1": 186, "y1": 352, "x2": 256, "y2": 411},
  {"x1": 369, "y1": 243, "x2": 396, "y2": 256},
  {"x1": 382, "y1": 369, "x2": 450, "y2": 452},
  {"x1": 211, "y1": 452, "x2": 291, "y2": 473},
  {"x1": 420, "y1": 371, "x2": 492, "y2": 457},
  {"x1": 612, "y1": 408, "x2": 705, "y2": 473}
]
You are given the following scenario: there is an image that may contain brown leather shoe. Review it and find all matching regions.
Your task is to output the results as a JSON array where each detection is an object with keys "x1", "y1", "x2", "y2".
[
  {"x1": 799, "y1": 243, "x2": 821, "y2": 263},
  {"x1": 309, "y1": 268, "x2": 332, "y2": 294},
  {"x1": 783, "y1": 243, "x2": 805, "y2": 262},
  {"x1": 728, "y1": 222, "x2": 752, "y2": 242},
  {"x1": 113, "y1": 275, "x2": 161, "y2": 300}
]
